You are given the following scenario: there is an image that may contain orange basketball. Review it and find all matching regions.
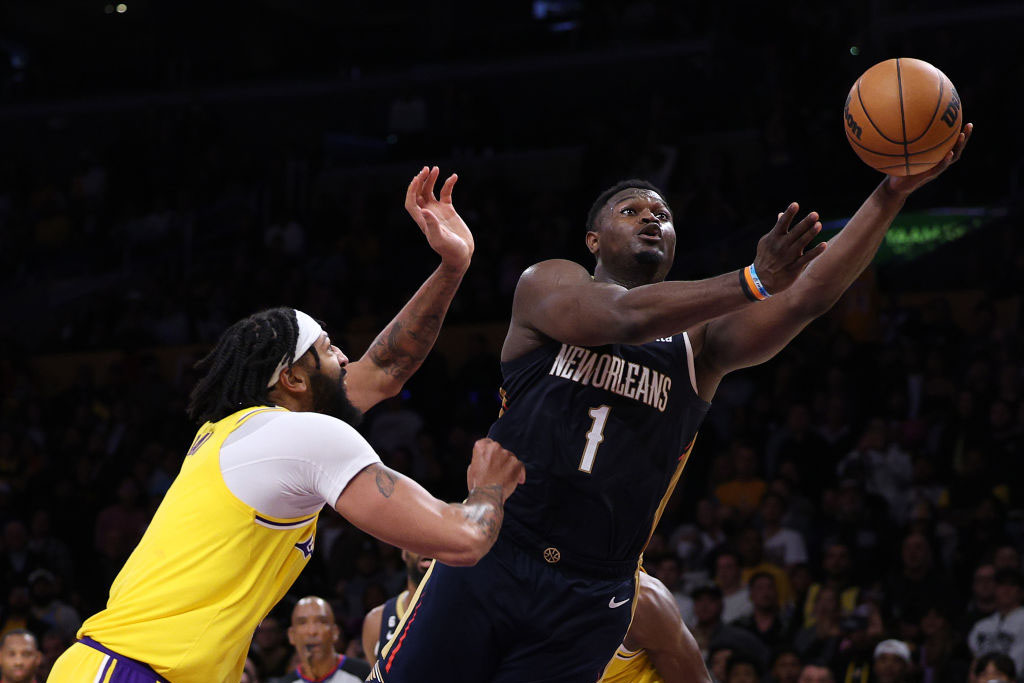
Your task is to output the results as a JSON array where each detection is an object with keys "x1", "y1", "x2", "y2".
[{"x1": 844, "y1": 57, "x2": 962, "y2": 176}]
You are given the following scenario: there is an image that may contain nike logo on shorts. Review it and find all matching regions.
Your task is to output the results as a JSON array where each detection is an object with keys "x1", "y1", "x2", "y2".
[{"x1": 608, "y1": 596, "x2": 630, "y2": 608}]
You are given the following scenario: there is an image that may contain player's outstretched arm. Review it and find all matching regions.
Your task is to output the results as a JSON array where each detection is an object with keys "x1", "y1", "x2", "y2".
[
  {"x1": 624, "y1": 573, "x2": 711, "y2": 683},
  {"x1": 345, "y1": 166, "x2": 473, "y2": 412},
  {"x1": 506, "y1": 209, "x2": 823, "y2": 355},
  {"x1": 334, "y1": 439, "x2": 525, "y2": 567},
  {"x1": 692, "y1": 123, "x2": 973, "y2": 400}
]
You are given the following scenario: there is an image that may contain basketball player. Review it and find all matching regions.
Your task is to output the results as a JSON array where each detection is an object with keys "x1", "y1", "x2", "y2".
[
  {"x1": 362, "y1": 551, "x2": 431, "y2": 659},
  {"x1": 600, "y1": 572, "x2": 710, "y2": 683},
  {"x1": 47, "y1": 167, "x2": 525, "y2": 683},
  {"x1": 373, "y1": 124, "x2": 973, "y2": 683},
  {"x1": 283, "y1": 596, "x2": 369, "y2": 683}
]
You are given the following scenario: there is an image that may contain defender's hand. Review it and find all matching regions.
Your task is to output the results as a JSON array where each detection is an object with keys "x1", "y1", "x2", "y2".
[
  {"x1": 752, "y1": 204, "x2": 828, "y2": 295},
  {"x1": 886, "y1": 122, "x2": 973, "y2": 197},
  {"x1": 466, "y1": 438, "x2": 525, "y2": 503},
  {"x1": 405, "y1": 166, "x2": 474, "y2": 272}
]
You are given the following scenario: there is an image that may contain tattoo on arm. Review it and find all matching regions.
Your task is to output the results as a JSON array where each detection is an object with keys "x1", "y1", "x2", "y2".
[
  {"x1": 369, "y1": 464, "x2": 397, "y2": 498},
  {"x1": 367, "y1": 268, "x2": 461, "y2": 382},
  {"x1": 462, "y1": 484, "x2": 504, "y2": 542}
]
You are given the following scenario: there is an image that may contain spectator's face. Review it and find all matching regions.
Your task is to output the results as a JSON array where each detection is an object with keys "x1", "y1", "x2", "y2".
[
  {"x1": 727, "y1": 662, "x2": 759, "y2": 683},
  {"x1": 0, "y1": 634, "x2": 41, "y2": 683},
  {"x1": 772, "y1": 653, "x2": 802, "y2": 683},
  {"x1": 654, "y1": 559, "x2": 680, "y2": 589},
  {"x1": 750, "y1": 576, "x2": 778, "y2": 611},
  {"x1": 993, "y1": 546, "x2": 1021, "y2": 571},
  {"x1": 734, "y1": 448, "x2": 758, "y2": 479},
  {"x1": 973, "y1": 565, "x2": 996, "y2": 602},
  {"x1": 994, "y1": 581, "x2": 1022, "y2": 612},
  {"x1": 715, "y1": 554, "x2": 740, "y2": 588},
  {"x1": 823, "y1": 544, "x2": 850, "y2": 578},
  {"x1": 901, "y1": 534, "x2": 930, "y2": 573},
  {"x1": 709, "y1": 649, "x2": 733, "y2": 682},
  {"x1": 288, "y1": 598, "x2": 339, "y2": 667},
  {"x1": 797, "y1": 665, "x2": 834, "y2": 683},
  {"x1": 973, "y1": 661, "x2": 1013, "y2": 683},
  {"x1": 694, "y1": 594, "x2": 722, "y2": 625},
  {"x1": 761, "y1": 495, "x2": 784, "y2": 525},
  {"x1": 873, "y1": 654, "x2": 907, "y2": 683},
  {"x1": 737, "y1": 529, "x2": 762, "y2": 566}
]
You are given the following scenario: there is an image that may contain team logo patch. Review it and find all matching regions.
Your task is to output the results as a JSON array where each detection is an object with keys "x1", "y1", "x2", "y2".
[{"x1": 294, "y1": 535, "x2": 315, "y2": 559}]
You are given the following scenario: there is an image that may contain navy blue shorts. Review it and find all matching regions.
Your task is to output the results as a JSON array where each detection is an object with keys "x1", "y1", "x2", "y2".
[{"x1": 371, "y1": 534, "x2": 637, "y2": 683}]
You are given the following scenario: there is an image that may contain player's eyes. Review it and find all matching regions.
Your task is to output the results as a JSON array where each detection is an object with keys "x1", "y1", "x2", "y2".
[
  {"x1": 655, "y1": 212, "x2": 669, "y2": 220},
  {"x1": 620, "y1": 208, "x2": 635, "y2": 215}
]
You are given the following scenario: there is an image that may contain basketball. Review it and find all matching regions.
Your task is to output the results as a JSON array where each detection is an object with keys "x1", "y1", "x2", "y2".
[{"x1": 844, "y1": 57, "x2": 962, "y2": 176}]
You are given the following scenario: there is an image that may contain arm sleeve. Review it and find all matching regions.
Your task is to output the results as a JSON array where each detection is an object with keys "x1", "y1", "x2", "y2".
[{"x1": 220, "y1": 411, "x2": 382, "y2": 520}]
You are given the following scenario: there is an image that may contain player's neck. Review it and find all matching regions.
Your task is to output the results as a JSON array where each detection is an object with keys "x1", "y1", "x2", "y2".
[{"x1": 593, "y1": 262, "x2": 659, "y2": 290}]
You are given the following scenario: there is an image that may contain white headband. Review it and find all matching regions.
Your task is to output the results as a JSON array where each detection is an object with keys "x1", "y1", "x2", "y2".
[{"x1": 267, "y1": 309, "x2": 324, "y2": 388}]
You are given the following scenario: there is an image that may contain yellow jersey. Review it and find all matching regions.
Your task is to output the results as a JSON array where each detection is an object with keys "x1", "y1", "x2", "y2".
[
  {"x1": 79, "y1": 406, "x2": 318, "y2": 683},
  {"x1": 600, "y1": 645, "x2": 662, "y2": 683}
]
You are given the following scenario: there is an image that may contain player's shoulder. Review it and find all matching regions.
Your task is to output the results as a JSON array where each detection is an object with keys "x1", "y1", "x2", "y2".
[
  {"x1": 518, "y1": 259, "x2": 593, "y2": 288},
  {"x1": 261, "y1": 410, "x2": 369, "y2": 448}
]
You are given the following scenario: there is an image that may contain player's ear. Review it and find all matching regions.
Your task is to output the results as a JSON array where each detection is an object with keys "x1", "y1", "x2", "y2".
[
  {"x1": 287, "y1": 626, "x2": 297, "y2": 646},
  {"x1": 279, "y1": 365, "x2": 310, "y2": 393},
  {"x1": 585, "y1": 230, "x2": 600, "y2": 256}
]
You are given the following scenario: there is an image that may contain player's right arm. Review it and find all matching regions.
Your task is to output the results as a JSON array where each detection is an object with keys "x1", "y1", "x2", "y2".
[
  {"x1": 624, "y1": 573, "x2": 711, "y2": 683},
  {"x1": 334, "y1": 438, "x2": 525, "y2": 567},
  {"x1": 504, "y1": 210, "x2": 823, "y2": 357},
  {"x1": 361, "y1": 603, "x2": 385, "y2": 659}
]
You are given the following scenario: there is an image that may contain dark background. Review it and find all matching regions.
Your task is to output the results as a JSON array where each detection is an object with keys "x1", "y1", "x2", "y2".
[{"x1": 0, "y1": 1, "x2": 1022, "y2": 681}]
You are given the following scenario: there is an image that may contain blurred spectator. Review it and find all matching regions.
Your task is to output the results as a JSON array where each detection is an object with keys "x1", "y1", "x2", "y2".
[
  {"x1": 968, "y1": 568, "x2": 1024, "y2": 674},
  {"x1": 768, "y1": 649, "x2": 802, "y2": 683},
  {"x1": 796, "y1": 663, "x2": 835, "y2": 683},
  {"x1": 251, "y1": 614, "x2": 292, "y2": 679},
  {"x1": 670, "y1": 497, "x2": 727, "y2": 574},
  {"x1": 804, "y1": 540, "x2": 859, "y2": 628},
  {"x1": 918, "y1": 604, "x2": 970, "y2": 683},
  {"x1": 734, "y1": 572, "x2": 795, "y2": 652},
  {"x1": 736, "y1": 527, "x2": 794, "y2": 608},
  {"x1": 761, "y1": 492, "x2": 809, "y2": 568},
  {"x1": 715, "y1": 443, "x2": 766, "y2": 519},
  {"x1": 690, "y1": 583, "x2": 769, "y2": 670},
  {"x1": 884, "y1": 531, "x2": 953, "y2": 630},
  {"x1": 1, "y1": 522, "x2": 43, "y2": 589},
  {"x1": 93, "y1": 476, "x2": 148, "y2": 560},
  {"x1": 648, "y1": 554, "x2": 696, "y2": 627},
  {"x1": 962, "y1": 564, "x2": 997, "y2": 635},
  {"x1": 872, "y1": 639, "x2": 911, "y2": 683},
  {"x1": 0, "y1": 629, "x2": 41, "y2": 683},
  {"x1": 241, "y1": 656, "x2": 261, "y2": 683},
  {"x1": 793, "y1": 585, "x2": 842, "y2": 666},
  {"x1": 26, "y1": 570, "x2": 80, "y2": 637},
  {"x1": 0, "y1": 588, "x2": 46, "y2": 640},
  {"x1": 766, "y1": 403, "x2": 830, "y2": 486},
  {"x1": 838, "y1": 418, "x2": 912, "y2": 522},
  {"x1": 830, "y1": 603, "x2": 885, "y2": 683},
  {"x1": 724, "y1": 653, "x2": 761, "y2": 683},
  {"x1": 968, "y1": 652, "x2": 1016, "y2": 683},
  {"x1": 714, "y1": 548, "x2": 753, "y2": 624}
]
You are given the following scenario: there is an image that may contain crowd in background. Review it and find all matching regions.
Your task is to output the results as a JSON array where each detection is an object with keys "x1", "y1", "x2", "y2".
[{"x1": 2, "y1": 2, "x2": 1024, "y2": 682}]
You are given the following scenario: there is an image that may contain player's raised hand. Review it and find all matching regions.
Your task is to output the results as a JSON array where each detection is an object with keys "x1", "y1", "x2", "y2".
[
  {"x1": 886, "y1": 122, "x2": 973, "y2": 197},
  {"x1": 467, "y1": 438, "x2": 526, "y2": 503},
  {"x1": 750, "y1": 203, "x2": 828, "y2": 295},
  {"x1": 405, "y1": 165, "x2": 475, "y2": 272}
]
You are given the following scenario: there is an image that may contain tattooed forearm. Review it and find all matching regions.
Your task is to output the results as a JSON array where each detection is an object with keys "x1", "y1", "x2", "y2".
[
  {"x1": 366, "y1": 267, "x2": 463, "y2": 382},
  {"x1": 462, "y1": 484, "x2": 504, "y2": 543},
  {"x1": 369, "y1": 464, "x2": 397, "y2": 498}
]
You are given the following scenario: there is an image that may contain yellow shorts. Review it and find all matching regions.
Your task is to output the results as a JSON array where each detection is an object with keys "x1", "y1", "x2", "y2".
[{"x1": 48, "y1": 640, "x2": 166, "y2": 683}]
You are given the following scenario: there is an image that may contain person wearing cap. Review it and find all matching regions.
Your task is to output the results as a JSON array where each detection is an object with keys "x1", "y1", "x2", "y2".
[
  {"x1": 968, "y1": 568, "x2": 1024, "y2": 675},
  {"x1": 872, "y1": 639, "x2": 911, "y2": 683},
  {"x1": 48, "y1": 167, "x2": 526, "y2": 683}
]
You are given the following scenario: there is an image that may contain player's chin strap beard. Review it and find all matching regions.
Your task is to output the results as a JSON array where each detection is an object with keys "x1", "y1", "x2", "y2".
[{"x1": 267, "y1": 309, "x2": 324, "y2": 388}]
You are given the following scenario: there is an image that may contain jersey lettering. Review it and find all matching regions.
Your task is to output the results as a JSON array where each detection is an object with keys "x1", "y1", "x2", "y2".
[{"x1": 548, "y1": 344, "x2": 671, "y2": 412}]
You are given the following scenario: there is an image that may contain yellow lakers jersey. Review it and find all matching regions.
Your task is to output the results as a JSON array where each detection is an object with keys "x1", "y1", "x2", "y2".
[
  {"x1": 600, "y1": 645, "x2": 663, "y2": 683},
  {"x1": 80, "y1": 406, "x2": 318, "y2": 683}
]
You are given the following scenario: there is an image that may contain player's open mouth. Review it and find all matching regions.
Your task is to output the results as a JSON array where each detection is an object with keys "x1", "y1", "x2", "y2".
[{"x1": 637, "y1": 226, "x2": 662, "y2": 242}]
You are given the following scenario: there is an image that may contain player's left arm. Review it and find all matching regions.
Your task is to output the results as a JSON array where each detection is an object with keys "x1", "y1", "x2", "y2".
[
  {"x1": 626, "y1": 573, "x2": 711, "y2": 683},
  {"x1": 345, "y1": 166, "x2": 474, "y2": 412},
  {"x1": 692, "y1": 123, "x2": 972, "y2": 400},
  {"x1": 361, "y1": 603, "x2": 385, "y2": 659}
]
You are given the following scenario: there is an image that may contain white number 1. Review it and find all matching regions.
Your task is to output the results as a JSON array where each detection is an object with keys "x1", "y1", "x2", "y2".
[{"x1": 579, "y1": 405, "x2": 611, "y2": 473}]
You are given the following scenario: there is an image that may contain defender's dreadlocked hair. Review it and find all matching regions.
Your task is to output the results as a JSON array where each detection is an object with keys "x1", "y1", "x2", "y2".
[
  {"x1": 585, "y1": 178, "x2": 666, "y2": 233},
  {"x1": 187, "y1": 307, "x2": 299, "y2": 425}
]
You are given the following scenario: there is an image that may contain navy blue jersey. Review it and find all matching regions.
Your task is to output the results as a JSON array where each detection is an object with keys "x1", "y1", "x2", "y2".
[
  {"x1": 488, "y1": 333, "x2": 710, "y2": 569},
  {"x1": 374, "y1": 592, "x2": 407, "y2": 658}
]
